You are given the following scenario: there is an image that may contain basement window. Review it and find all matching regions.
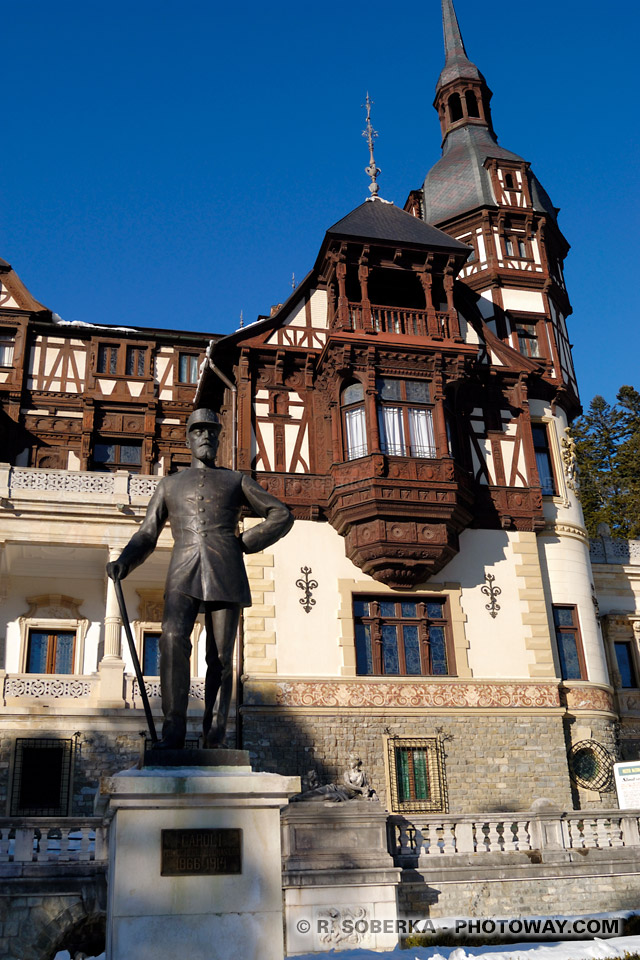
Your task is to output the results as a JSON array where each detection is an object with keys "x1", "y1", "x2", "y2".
[
  {"x1": 11, "y1": 738, "x2": 73, "y2": 816},
  {"x1": 388, "y1": 737, "x2": 448, "y2": 813}
]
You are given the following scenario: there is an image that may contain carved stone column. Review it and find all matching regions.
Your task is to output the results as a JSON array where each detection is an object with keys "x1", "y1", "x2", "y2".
[
  {"x1": 104, "y1": 548, "x2": 123, "y2": 659},
  {"x1": 98, "y1": 548, "x2": 126, "y2": 706}
]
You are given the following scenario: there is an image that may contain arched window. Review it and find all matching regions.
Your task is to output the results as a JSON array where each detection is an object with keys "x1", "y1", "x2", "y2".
[
  {"x1": 504, "y1": 173, "x2": 515, "y2": 189},
  {"x1": 341, "y1": 382, "x2": 368, "y2": 460},
  {"x1": 377, "y1": 379, "x2": 436, "y2": 458},
  {"x1": 448, "y1": 93, "x2": 463, "y2": 123},
  {"x1": 465, "y1": 90, "x2": 480, "y2": 118}
]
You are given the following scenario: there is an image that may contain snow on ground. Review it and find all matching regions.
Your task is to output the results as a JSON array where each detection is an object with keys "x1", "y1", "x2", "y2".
[
  {"x1": 292, "y1": 937, "x2": 640, "y2": 960},
  {"x1": 53, "y1": 934, "x2": 640, "y2": 960}
]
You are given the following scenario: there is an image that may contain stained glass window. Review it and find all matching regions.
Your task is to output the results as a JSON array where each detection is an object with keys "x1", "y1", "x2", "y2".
[{"x1": 353, "y1": 597, "x2": 450, "y2": 676}]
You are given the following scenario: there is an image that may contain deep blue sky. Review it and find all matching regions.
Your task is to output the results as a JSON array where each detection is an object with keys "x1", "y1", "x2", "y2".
[{"x1": 2, "y1": 1, "x2": 638, "y2": 409}]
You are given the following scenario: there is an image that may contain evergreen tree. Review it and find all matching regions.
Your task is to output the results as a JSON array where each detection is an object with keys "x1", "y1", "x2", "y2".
[{"x1": 572, "y1": 386, "x2": 640, "y2": 538}]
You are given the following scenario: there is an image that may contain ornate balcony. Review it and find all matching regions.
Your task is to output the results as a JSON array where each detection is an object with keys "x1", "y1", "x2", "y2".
[
  {"x1": 342, "y1": 303, "x2": 457, "y2": 339},
  {"x1": 326, "y1": 454, "x2": 474, "y2": 587}
]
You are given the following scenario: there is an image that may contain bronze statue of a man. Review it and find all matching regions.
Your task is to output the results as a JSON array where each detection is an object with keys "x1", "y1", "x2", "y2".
[{"x1": 107, "y1": 408, "x2": 293, "y2": 749}]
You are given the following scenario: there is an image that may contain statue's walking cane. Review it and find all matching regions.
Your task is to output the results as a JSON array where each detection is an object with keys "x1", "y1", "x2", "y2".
[{"x1": 113, "y1": 577, "x2": 158, "y2": 745}]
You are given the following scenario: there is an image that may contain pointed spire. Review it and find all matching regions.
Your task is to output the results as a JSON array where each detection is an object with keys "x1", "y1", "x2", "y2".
[
  {"x1": 362, "y1": 92, "x2": 381, "y2": 198},
  {"x1": 442, "y1": 0, "x2": 466, "y2": 57},
  {"x1": 437, "y1": 0, "x2": 482, "y2": 90}
]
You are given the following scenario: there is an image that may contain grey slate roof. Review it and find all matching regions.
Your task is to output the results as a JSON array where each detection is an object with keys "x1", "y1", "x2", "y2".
[
  {"x1": 422, "y1": 125, "x2": 557, "y2": 225},
  {"x1": 327, "y1": 199, "x2": 470, "y2": 253},
  {"x1": 437, "y1": 0, "x2": 483, "y2": 90}
]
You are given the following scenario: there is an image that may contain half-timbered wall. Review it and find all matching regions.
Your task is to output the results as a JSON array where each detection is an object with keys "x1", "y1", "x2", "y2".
[{"x1": 0, "y1": 316, "x2": 213, "y2": 475}]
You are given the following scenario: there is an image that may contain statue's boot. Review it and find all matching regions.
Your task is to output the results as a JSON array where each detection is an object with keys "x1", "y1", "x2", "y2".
[{"x1": 156, "y1": 717, "x2": 187, "y2": 750}]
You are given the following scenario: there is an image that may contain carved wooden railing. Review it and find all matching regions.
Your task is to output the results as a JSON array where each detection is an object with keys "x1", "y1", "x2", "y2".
[
  {"x1": 0, "y1": 818, "x2": 108, "y2": 863},
  {"x1": 388, "y1": 810, "x2": 640, "y2": 863},
  {"x1": 344, "y1": 303, "x2": 454, "y2": 338}
]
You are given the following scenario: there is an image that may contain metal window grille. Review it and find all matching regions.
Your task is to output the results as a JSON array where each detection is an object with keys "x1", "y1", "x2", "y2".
[
  {"x1": 568, "y1": 740, "x2": 613, "y2": 792},
  {"x1": 388, "y1": 737, "x2": 448, "y2": 814},
  {"x1": 11, "y1": 738, "x2": 73, "y2": 816}
]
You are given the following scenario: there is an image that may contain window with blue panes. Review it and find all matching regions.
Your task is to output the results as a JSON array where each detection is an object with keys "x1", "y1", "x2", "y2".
[
  {"x1": 614, "y1": 641, "x2": 637, "y2": 688},
  {"x1": 532, "y1": 423, "x2": 557, "y2": 496},
  {"x1": 178, "y1": 353, "x2": 200, "y2": 384},
  {"x1": 27, "y1": 630, "x2": 75, "y2": 674},
  {"x1": 143, "y1": 632, "x2": 161, "y2": 676},
  {"x1": 353, "y1": 597, "x2": 452, "y2": 677},
  {"x1": 552, "y1": 605, "x2": 586, "y2": 680}
]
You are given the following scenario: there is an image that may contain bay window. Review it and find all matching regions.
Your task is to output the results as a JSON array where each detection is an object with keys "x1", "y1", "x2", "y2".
[
  {"x1": 377, "y1": 378, "x2": 436, "y2": 458},
  {"x1": 341, "y1": 382, "x2": 368, "y2": 460}
]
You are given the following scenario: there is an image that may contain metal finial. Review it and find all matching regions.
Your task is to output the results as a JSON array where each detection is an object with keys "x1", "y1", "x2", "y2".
[
  {"x1": 291, "y1": 272, "x2": 296, "y2": 291},
  {"x1": 239, "y1": 310, "x2": 244, "y2": 329},
  {"x1": 362, "y1": 92, "x2": 380, "y2": 197}
]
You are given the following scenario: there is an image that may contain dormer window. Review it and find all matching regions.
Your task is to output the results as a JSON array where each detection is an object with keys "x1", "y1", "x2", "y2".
[
  {"x1": 505, "y1": 173, "x2": 515, "y2": 189},
  {"x1": 377, "y1": 379, "x2": 436, "y2": 459},
  {"x1": 178, "y1": 353, "x2": 200, "y2": 384},
  {"x1": 125, "y1": 346, "x2": 146, "y2": 377},
  {"x1": 0, "y1": 331, "x2": 15, "y2": 366},
  {"x1": 97, "y1": 343, "x2": 119, "y2": 374},
  {"x1": 96, "y1": 342, "x2": 148, "y2": 377},
  {"x1": 503, "y1": 234, "x2": 529, "y2": 259},
  {"x1": 514, "y1": 320, "x2": 540, "y2": 358},
  {"x1": 341, "y1": 382, "x2": 368, "y2": 460}
]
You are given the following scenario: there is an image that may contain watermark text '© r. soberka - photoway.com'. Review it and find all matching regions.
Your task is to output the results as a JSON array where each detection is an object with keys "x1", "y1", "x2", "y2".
[{"x1": 294, "y1": 915, "x2": 624, "y2": 940}]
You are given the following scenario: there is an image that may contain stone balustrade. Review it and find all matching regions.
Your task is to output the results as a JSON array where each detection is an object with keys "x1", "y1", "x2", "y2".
[
  {"x1": 128, "y1": 677, "x2": 205, "y2": 704},
  {"x1": 388, "y1": 809, "x2": 640, "y2": 863},
  {"x1": 0, "y1": 463, "x2": 160, "y2": 505},
  {"x1": 3, "y1": 673, "x2": 98, "y2": 701},
  {"x1": 0, "y1": 818, "x2": 108, "y2": 863}
]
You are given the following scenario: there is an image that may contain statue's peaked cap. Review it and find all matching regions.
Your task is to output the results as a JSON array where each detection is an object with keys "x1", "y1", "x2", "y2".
[{"x1": 186, "y1": 408, "x2": 222, "y2": 432}]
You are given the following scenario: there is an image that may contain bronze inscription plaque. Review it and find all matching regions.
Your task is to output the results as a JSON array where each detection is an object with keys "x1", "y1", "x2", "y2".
[{"x1": 161, "y1": 828, "x2": 242, "y2": 876}]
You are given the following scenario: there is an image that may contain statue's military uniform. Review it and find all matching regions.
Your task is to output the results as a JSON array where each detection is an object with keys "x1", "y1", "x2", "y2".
[
  {"x1": 118, "y1": 466, "x2": 292, "y2": 604},
  {"x1": 117, "y1": 462, "x2": 293, "y2": 745}
]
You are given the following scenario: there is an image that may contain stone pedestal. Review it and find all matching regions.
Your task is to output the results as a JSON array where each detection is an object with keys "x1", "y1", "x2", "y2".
[
  {"x1": 100, "y1": 755, "x2": 299, "y2": 960},
  {"x1": 281, "y1": 801, "x2": 401, "y2": 955}
]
